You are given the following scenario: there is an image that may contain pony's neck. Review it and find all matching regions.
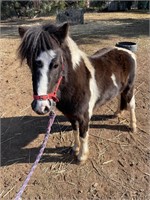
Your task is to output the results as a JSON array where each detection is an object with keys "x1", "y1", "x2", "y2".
[{"x1": 65, "y1": 36, "x2": 95, "y2": 77}]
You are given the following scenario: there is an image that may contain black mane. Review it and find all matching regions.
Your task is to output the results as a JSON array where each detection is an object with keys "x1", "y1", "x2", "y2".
[{"x1": 18, "y1": 24, "x2": 60, "y2": 66}]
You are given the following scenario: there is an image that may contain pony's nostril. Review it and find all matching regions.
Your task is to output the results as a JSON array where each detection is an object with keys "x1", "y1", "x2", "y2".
[
  {"x1": 31, "y1": 100, "x2": 50, "y2": 115},
  {"x1": 44, "y1": 106, "x2": 50, "y2": 113}
]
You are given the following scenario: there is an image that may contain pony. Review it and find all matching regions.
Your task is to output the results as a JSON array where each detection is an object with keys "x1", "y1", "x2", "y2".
[{"x1": 18, "y1": 22, "x2": 137, "y2": 163}]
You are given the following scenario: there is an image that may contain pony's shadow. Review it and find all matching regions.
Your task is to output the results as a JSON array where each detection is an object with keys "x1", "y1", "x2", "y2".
[{"x1": 1, "y1": 114, "x2": 129, "y2": 166}]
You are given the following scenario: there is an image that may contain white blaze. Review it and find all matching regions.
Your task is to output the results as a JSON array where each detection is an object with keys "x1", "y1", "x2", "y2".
[
  {"x1": 34, "y1": 50, "x2": 56, "y2": 113},
  {"x1": 36, "y1": 50, "x2": 56, "y2": 95}
]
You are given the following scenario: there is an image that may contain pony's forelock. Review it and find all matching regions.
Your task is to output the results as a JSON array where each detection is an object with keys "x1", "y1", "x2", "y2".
[{"x1": 18, "y1": 25, "x2": 60, "y2": 67}]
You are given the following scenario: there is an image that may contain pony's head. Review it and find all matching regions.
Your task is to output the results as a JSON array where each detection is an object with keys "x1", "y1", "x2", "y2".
[{"x1": 18, "y1": 22, "x2": 68, "y2": 115}]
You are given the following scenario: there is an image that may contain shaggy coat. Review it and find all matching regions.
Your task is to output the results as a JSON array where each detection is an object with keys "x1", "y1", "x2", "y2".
[{"x1": 18, "y1": 22, "x2": 137, "y2": 162}]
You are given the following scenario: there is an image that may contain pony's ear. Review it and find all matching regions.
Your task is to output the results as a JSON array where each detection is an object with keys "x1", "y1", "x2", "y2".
[
  {"x1": 55, "y1": 22, "x2": 69, "y2": 43},
  {"x1": 18, "y1": 26, "x2": 28, "y2": 38}
]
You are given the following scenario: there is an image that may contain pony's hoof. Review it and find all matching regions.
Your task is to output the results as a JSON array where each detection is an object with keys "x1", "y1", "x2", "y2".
[
  {"x1": 77, "y1": 159, "x2": 86, "y2": 165},
  {"x1": 114, "y1": 111, "x2": 120, "y2": 117},
  {"x1": 130, "y1": 121, "x2": 137, "y2": 133},
  {"x1": 131, "y1": 126, "x2": 137, "y2": 133},
  {"x1": 72, "y1": 144, "x2": 80, "y2": 156},
  {"x1": 77, "y1": 152, "x2": 89, "y2": 164},
  {"x1": 70, "y1": 148, "x2": 79, "y2": 157},
  {"x1": 114, "y1": 110, "x2": 124, "y2": 118}
]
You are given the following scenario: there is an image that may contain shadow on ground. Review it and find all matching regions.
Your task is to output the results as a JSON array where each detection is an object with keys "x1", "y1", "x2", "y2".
[
  {"x1": 73, "y1": 18, "x2": 149, "y2": 44},
  {"x1": 1, "y1": 18, "x2": 149, "y2": 41},
  {"x1": 1, "y1": 114, "x2": 130, "y2": 166}
]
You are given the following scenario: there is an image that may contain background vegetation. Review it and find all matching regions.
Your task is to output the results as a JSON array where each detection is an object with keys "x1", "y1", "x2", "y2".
[{"x1": 1, "y1": 0, "x2": 149, "y2": 20}]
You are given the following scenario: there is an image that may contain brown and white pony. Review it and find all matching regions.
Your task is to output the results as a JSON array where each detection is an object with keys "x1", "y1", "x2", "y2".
[{"x1": 18, "y1": 22, "x2": 137, "y2": 163}]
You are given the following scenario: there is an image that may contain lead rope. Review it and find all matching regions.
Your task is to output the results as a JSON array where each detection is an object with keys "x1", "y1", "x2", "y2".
[{"x1": 15, "y1": 111, "x2": 56, "y2": 200}]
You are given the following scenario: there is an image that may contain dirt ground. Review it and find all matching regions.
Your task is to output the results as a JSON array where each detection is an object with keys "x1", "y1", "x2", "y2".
[{"x1": 1, "y1": 12, "x2": 150, "y2": 199}]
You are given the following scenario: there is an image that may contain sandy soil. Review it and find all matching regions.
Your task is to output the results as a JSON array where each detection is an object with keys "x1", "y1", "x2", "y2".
[{"x1": 1, "y1": 12, "x2": 150, "y2": 199}]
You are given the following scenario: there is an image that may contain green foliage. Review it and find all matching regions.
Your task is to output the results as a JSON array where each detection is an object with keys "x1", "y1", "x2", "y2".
[
  {"x1": 40, "y1": 2, "x2": 52, "y2": 16},
  {"x1": 77, "y1": 0, "x2": 86, "y2": 8},
  {"x1": 1, "y1": 0, "x2": 33, "y2": 19},
  {"x1": 1, "y1": 1, "x2": 16, "y2": 19},
  {"x1": 1, "y1": 0, "x2": 67, "y2": 19},
  {"x1": 138, "y1": 1, "x2": 149, "y2": 9},
  {"x1": 1, "y1": 0, "x2": 149, "y2": 20}
]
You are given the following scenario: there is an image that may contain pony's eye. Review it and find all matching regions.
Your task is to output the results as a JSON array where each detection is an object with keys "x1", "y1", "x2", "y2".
[
  {"x1": 53, "y1": 64, "x2": 59, "y2": 69},
  {"x1": 35, "y1": 60, "x2": 42, "y2": 68},
  {"x1": 49, "y1": 62, "x2": 59, "y2": 70}
]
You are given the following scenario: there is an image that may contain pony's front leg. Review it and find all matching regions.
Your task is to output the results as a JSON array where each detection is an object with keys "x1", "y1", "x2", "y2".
[
  {"x1": 70, "y1": 120, "x2": 80, "y2": 155},
  {"x1": 77, "y1": 118, "x2": 89, "y2": 163}
]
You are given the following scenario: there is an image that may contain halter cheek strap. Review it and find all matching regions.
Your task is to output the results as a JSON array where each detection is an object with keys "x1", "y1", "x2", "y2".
[{"x1": 33, "y1": 61, "x2": 64, "y2": 102}]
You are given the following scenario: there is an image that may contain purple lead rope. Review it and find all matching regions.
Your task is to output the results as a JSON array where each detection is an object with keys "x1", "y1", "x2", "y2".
[{"x1": 15, "y1": 111, "x2": 56, "y2": 200}]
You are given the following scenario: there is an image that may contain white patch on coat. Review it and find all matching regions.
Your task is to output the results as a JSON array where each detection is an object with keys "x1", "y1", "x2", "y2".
[
  {"x1": 128, "y1": 95, "x2": 136, "y2": 132},
  {"x1": 115, "y1": 47, "x2": 137, "y2": 65},
  {"x1": 80, "y1": 51, "x2": 99, "y2": 118},
  {"x1": 66, "y1": 37, "x2": 99, "y2": 117},
  {"x1": 36, "y1": 50, "x2": 56, "y2": 95},
  {"x1": 78, "y1": 132, "x2": 89, "y2": 162},
  {"x1": 66, "y1": 36, "x2": 81, "y2": 70},
  {"x1": 88, "y1": 77, "x2": 99, "y2": 118},
  {"x1": 111, "y1": 73, "x2": 118, "y2": 88},
  {"x1": 128, "y1": 95, "x2": 135, "y2": 109}
]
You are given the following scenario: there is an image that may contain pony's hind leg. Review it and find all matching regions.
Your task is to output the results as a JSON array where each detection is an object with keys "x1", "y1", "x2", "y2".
[
  {"x1": 128, "y1": 94, "x2": 136, "y2": 133},
  {"x1": 115, "y1": 94, "x2": 127, "y2": 117},
  {"x1": 120, "y1": 86, "x2": 136, "y2": 132}
]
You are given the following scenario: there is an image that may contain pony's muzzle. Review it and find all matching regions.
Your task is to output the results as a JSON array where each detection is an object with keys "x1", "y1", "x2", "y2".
[{"x1": 31, "y1": 99, "x2": 52, "y2": 115}]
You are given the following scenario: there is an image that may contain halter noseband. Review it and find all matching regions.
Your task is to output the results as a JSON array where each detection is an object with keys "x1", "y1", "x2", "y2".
[{"x1": 33, "y1": 60, "x2": 64, "y2": 103}]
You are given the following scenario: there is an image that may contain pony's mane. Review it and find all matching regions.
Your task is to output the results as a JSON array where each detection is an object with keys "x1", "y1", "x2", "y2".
[
  {"x1": 18, "y1": 23, "x2": 87, "y2": 70},
  {"x1": 18, "y1": 24, "x2": 60, "y2": 66}
]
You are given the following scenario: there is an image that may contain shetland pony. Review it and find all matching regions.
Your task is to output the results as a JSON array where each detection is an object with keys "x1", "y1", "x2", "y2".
[{"x1": 18, "y1": 22, "x2": 136, "y2": 163}]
